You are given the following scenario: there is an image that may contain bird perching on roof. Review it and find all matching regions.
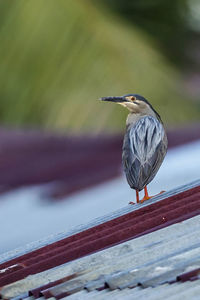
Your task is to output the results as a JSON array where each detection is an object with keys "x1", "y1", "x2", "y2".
[{"x1": 100, "y1": 94, "x2": 168, "y2": 204}]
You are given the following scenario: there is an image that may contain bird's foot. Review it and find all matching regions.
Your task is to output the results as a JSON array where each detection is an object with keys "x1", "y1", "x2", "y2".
[
  {"x1": 140, "y1": 195, "x2": 152, "y2": 203},
  {"x1": 153, "y1": 190, "x2": 165, "y2": 198},
  {"x1": 140, "y1": 190, "x2": 165, "y2": 203},
  {"x1": 129, "y1": 188, "x2": 165, "y2": 205},
  {"x1": 159, "y1": 190, "x2": 165, "y2": 194}
]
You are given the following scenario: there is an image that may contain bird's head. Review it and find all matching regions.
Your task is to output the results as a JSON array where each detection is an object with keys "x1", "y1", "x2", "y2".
[{"x1": 100, "y1": 93, "x2": 161, "y2": 120}]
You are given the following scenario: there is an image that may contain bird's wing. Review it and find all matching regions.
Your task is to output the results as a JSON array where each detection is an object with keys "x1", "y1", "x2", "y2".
[{"x1": 122, "y1": 116, "x2": 167, "y2": 190}]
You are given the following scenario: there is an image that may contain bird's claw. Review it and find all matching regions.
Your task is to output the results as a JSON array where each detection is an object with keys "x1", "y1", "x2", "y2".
[
  {"x1": 159, "y1": 190, "x2": 165, "y2": 194},
  {"x1": 140, "y1": 190, "x2": 165, "y2": 203},
  {"x1": 140, "y1": 196, "x2": 152, "y2": 203}
]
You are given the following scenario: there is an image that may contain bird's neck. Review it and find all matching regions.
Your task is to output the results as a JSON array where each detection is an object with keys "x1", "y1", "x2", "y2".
[
  {"x1": 126, "y1": 111, "x2": 157, "y2": 127},
  {"x1": 126, "y1": 113, "x2": 141, "y2": 127}
]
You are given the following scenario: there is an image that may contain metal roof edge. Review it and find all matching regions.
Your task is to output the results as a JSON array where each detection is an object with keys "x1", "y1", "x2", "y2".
[
  {"x1": 1, "y1": 215, "x2": 200, "y2": 299},
  {"x1": 0, "y1": 178, "x2": 199, "y2": 265}
]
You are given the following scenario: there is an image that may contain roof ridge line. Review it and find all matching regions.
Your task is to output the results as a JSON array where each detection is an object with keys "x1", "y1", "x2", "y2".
[{"x1": 0, "y1": 178, "x2": 199, "y2": 264}]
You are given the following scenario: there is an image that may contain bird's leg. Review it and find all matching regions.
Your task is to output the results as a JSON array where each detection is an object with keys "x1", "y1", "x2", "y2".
[
  {"x1": 129, "y1": 190, "x2": 139, "y2": 205},
  {"x1": 140, "y1": 186, "x2": 152, "y2": 203},
  {"x1": 136, "y1": 190, "x2": 140, "y2": 204}
]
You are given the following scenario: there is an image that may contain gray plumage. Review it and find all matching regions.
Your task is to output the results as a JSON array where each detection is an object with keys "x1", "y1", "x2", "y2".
[
  {"x1": 100, "y1": 93, "x2": 168, "y2": 200},
  {"x1": 122, "y1": 115, "x2": 167, "y2": 191}
]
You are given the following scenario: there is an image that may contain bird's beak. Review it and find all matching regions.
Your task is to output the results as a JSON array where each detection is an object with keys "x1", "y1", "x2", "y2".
[{"x1": 100, "y1": 96, "x2": 128, "y2": 103}]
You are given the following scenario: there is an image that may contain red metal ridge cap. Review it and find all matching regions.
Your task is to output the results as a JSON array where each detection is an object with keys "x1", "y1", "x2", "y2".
[
  {"x1": 176, "y1": 268, "x2": 200, "y2": 282},
  {"x1": 0, "y1": 185, "x2": 199, "y2": 287}
]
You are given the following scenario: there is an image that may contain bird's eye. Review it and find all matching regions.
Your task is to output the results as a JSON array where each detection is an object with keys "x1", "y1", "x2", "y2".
[
  {"x1": 130, "y1": 96, "x2": 136, "y2": 102},
  {"x1": 125, "y1": 96, "x2": 136, "y2": 102}
]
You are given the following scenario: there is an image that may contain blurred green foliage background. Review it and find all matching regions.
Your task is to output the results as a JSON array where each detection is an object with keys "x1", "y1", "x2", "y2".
[{"x1": 0, "y1": 0, "x2": 199, "y2": 133}]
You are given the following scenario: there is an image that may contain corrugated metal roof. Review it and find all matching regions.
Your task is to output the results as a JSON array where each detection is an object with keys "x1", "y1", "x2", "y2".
[
  {"x1": 1, "y1": 214, "x2": 200, "y2": 299},
  {"x1": 0, "y1": 180, "x2": 199, "y2": 299},
  {"x1": 0, "y1": 186, "x2": 199, "y2": 285},
  {"x1": 1, "y1": 178, "x2": 199, "y2": 266}
]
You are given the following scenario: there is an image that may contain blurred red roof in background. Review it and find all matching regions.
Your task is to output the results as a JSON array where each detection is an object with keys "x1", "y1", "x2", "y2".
[{"x1": 0, "y1": 124, "x2": 199, "y2": 199}]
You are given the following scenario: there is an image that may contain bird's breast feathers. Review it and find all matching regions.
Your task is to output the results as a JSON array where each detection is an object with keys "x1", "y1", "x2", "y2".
[
  {"x1": 122, "y1": 115, "x2": 167, "y2": 190},
  {"x1": 129, "y1": 116, "x2": 166, "y2": 163}
]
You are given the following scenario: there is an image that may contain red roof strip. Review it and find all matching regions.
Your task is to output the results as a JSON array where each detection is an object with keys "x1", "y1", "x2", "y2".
[
  {"x1": 42, "y1": 290, "x2": 72, "y2": 299},
  {"x1": 1, "y1": 191, "x2": 200, "y2": 270},
  {"x1": 30, "y1": 273, "x2": 78, "y2": 297},
  {"x1": 5, "y1": 192, "x2": 200, "y2": 270},
  {"x1": 1, "y1": 186, "x2": 198, "y2": 269},
  {"x1": 0, "y1": 186, "x2": 199, "y2": 288},
  {"x1": 177, "y1": 268, "x2": 200, "y2": 282}
]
